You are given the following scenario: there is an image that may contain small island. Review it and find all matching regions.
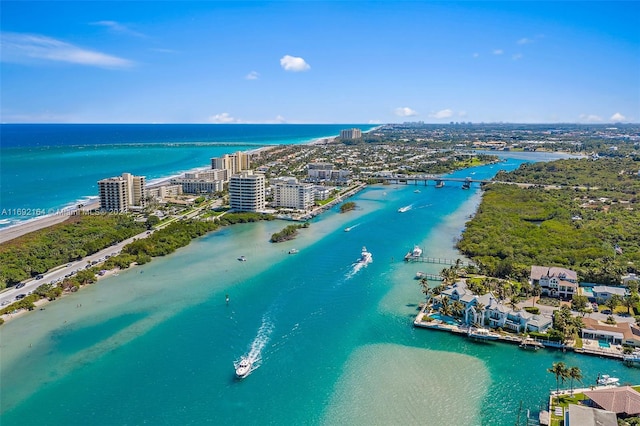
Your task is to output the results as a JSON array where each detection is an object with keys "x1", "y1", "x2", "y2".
[
  {"x1": 339, "y1": 201, "x2": 356, "y2": 213},
  {"x1": 270, "y1": 223, "x2": 310, "y2": 243}
]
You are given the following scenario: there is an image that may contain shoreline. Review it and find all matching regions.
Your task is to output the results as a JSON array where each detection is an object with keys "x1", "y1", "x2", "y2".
[
  {"x1": 0, "y1": 267, "x2": 121, "y2": 324},
  {"x1": 0, "y1": 131, "x2": 350, "y2": 241}
]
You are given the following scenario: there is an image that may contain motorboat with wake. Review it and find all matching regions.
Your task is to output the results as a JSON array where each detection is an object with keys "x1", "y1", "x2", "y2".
[
  {"x1": 358, "y1": 246, "x2": 373, "y2": 264},
  {"x1": 398, "y1": 205, "x2": 411, "y2": 213},
  {"x1": 235, "y1": 357, "x2": 252, "y2": 379}
]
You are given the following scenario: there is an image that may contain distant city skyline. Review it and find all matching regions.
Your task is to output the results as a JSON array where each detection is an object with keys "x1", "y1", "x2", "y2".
[{"x1": 1, "y1": 1, "x2": 638, "y2": 124}]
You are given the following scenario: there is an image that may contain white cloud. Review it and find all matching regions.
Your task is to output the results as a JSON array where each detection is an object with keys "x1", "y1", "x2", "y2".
[
  {"x1": 610, "y1": 112, "x2": 626, "y2": 122},
  {"x1": 493, "y1": 49, "x2": 504, "y2": 55},
  {"x1": 395, "y1": 107, "x2": 418, "y2": 117},
  {"x1": 208, "y1": 112, "x2": 241, "y2": 124},
  {"x1": 458, "y1": 110, "x2": 468, "y2": 118},
  {"x1": 280, "y1": 55, "x2": 310, "y2": 72},
  {"x1": 472, "y1": 52, "x2": 479, "y2": 58},
  {"x1": 429, "y1": 109, "x2": 454, "y2": 119},
  {"x1": 517, "y1": 37, "x2": 533, "y2": 45},
  {"x1": 245, "y1": 71, "x2": 260, "y2": 80},
  {"x1": 579, "y1": 114, "x2": 603, "y2": 123},
  {"x1": 0, "y1": 32, "x2": 134, "y2": 68},
  {"x1": 90, "y1": 21, "x2": 146, "y2": 38},
  {"x1": 512, "y1": 53, "x2": 523, "y2": 60}
]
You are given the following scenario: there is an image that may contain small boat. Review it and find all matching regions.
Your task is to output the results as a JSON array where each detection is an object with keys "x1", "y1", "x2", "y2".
[
  {"x1": 597, "y1": 374, "x2": 620, "y2": 386},
  {"x1": 415, "y1": 271, "x2": 426, "y2": 279},
  {"x1": 519, "y1": 337, "x2": 544, "y2": 350},
  {"x1": 414, "y1": 189, "x2": 421, "y2": 193},
  {"x1": 238, "y1": 256, "x2": 247, "y2": 262},
  {"x1": 467, "y1": 327, "x2": 500, "y2": 341},
  {"x1": 344, "y1": 227, "x2": 352, "y2": 232},
  {"x1": 288, "y1": 248, "x2": 299, "y2": 254},
  {"x1": 404, "y1": 245, "x2": 423, "y2": 261},
  {"x1": 398, "y1": 205, "x2": 411, "y2": 213},
  {"x1": 358, "y1": 246, "x2": 373, "y2": 264},
  {"x1": 235, "y1": 357, "x2": 252, "y2": 378},
  {"x1": 623, "y1": 352, "x2": 640, "y2": 364},
  {"x1": 436, "y1": 181, "x2": 445, "y2": 188}
]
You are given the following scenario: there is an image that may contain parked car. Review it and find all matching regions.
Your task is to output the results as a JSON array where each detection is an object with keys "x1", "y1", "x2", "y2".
[
  {"x1": 16, "y1": 282, "x2": 26, "y2": 289},
  {"x1": 15, "y1": 294, "x2": 26, "y2": 300},
  {"x1": 592, "y1": 303, "x2": 599, "y2": 312},
  {"x1": 602, "y1": 309, "x2": 612, "y2": 315}
]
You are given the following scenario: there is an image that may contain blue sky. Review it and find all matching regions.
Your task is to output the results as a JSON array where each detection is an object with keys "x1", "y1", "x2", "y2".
[{"x1": 1, "y1": 1, "x2": 638, "y2": 124}]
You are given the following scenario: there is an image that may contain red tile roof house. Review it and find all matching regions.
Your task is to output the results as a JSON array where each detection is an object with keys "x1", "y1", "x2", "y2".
[
  {"x1": 530, "y1": 265, "x2": 578, "y2": 300},
  {"x1": 583, "y1": 386, "x2": 640, "y2": 418},
  {"x1": 581, "y1": 317, "x2": 640, "y2": 347}
]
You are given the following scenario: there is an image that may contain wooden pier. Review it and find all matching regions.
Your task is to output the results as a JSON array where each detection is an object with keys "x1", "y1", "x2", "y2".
[{"x1": 405, "y1": 255, "x2": 475, "y2": 267}]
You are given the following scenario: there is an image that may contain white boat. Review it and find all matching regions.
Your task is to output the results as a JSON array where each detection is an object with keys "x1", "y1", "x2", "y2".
[
  {"x1": 597, "y1": 374, "x2": 620, "y2": 386},
  {"x1": 358, "y1": 246, "x2": 373, "y2": 264},
  {"x1": 235, "y1": 357, "x2": 252, "y2": 378},
  {"x1": 623, "y1": 352, "x2": 640, "y2": 364},
  {"x1": 344, "y1": 226, "x2": 352, "y2": 232},
  {"x1": 288, "y1": 248, "x2": 299, "y2": 254},
  {"x1": 467, "y1": 327, "x2": 500, "y2": 341},
  {"x1": 398, "y1": 205, "x2": 411, "y2": 213},
  {"x1": 519, "y1": 337, "x2": 544, "y2": 350},
  {"x1": 415, "y1": 271, "x2": 426, "y2": 279},
  {"x1": 414, "y1": 189, "x2": 420, "y2": 193},
  {"x1": 238, "y1": 255, "x2": 247, "y2": 262},
  {"x1": 405, "y1": 245, "x2": 423, "y2": 261},
  {"x1": 436, "y1": 181, "x2": 445, "y2": 188}
]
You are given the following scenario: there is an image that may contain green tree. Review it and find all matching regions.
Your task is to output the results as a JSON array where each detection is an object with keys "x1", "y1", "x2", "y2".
[
  {"x1": 568, "y1": 366, "x2": 583, "y2": 394},
  {"x1": 548, "y1": 362, "x2": 568, "y2": 393}
]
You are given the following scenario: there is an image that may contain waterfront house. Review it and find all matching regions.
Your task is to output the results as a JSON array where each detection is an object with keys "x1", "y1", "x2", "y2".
[
  {"x1": 436, "y1": 281, "x2": 552, "y2": 333},
  {"x1": 530, "y1": 265, "x2": 578, "y2": 299},
  {"x1": 592, "y1": 286, "x2": 628, "y2": 302},
  {"x1": 564, "y1": 404, "x2": 617, "y2": 426},
  {"x1": 581, "y1": 317, "x2": 640, "y2": 347},
  {"x1": 583, "y1": 386, "x2": 640, "y2": 418}
]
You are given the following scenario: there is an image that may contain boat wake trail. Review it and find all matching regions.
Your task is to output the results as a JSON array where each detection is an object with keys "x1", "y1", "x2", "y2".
[
  {"x1": 235, "y1": 313, "x2": 274, "y2": 376},
  {"x1": 398, "y1": 204, "x2": 413, "y2": 213},
  {"x1": 345, "y1": 248, "x2": 373, "y2": 280}
]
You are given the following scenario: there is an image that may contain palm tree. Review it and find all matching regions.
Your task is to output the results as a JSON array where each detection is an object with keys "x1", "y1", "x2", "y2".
[
  {"x1": 439, "y1": 296, "x2": 453, "y2": 317},
  {"x1": 568, "y1": 366, "x2": 583, "y2": 394},
  {"x1": 419, "y1": 278, "x2": 432, "y2": 302},
  {"x1": 474, "y1": 302, "x2": 485, "y2": 326},
  {"x1": 452, "y1": 300, "x2": 465, "y2": 318},
  {"x1": 548, "y1": 362, "x2": 568, "y2": 394},
  {"x1": 532, "y1": 283, "x2": 542, "y2": 306}
]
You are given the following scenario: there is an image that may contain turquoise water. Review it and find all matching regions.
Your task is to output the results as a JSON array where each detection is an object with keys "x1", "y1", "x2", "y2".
[
  {"x1": 600, "y1": 340, "x2": 611, "y2": 348},
  {"x1": 2, "y1": 149, "x2": 636, "y2": 425},
  {"x1": 0, "y1": 124, "x2": 374, "y2": 227}
]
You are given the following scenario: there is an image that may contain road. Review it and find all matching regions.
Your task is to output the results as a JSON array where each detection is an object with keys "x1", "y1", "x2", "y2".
[{"x1": 0, "y1": 228, "x2": 155, "y2": 308}]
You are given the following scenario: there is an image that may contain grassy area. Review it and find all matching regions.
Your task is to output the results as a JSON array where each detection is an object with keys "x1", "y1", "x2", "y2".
[{"x1": 549, "y1": 392, "x2": 588, "y2": 425}]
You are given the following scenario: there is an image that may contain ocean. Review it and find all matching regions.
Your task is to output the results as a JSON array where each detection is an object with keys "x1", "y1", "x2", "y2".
[
  {"x1": 0, "y1": 124, "x2": 373, "y2": 228},
  {"x1": 1, "y1": 126, "x2": 637, "y2": 425}
]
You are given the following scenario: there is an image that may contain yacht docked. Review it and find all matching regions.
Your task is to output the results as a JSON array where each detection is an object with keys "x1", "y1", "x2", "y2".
[
  {"x1": 235, "y1": 357, "x2": 252, "y2": 379},
  {"x1": 467, "y1": 327, "x2": 500, "y2": 341},
  {"x1": 519, "y1": 337, "x2": 544, "y2": 350},
  {"x1": 597, "y1": 374, "x2": 620, "y2": 386},
  {"x1": 404, "y1": 245, "x2": 423, "y2": 261}
]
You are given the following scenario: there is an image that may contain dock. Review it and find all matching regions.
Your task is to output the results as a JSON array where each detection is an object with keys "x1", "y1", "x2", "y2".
[{"x1": 405, "y1": 254, "x2": 476, "y2": 267}]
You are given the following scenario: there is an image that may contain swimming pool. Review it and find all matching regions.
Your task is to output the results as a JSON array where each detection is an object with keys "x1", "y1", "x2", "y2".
[
  {"x1": 599, "y1": 340, "x2": 611, "y2": 348},
  {"x1": 429, "y1": 313, "x2": 460, "y2": 326}
]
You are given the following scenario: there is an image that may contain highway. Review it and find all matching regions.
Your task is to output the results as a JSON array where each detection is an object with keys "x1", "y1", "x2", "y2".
[{"x1": 0, "y1": 229, "x2": 155, "y2": 308}]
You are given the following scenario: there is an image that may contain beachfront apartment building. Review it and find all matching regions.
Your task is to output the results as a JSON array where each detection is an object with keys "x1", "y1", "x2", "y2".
[
  {"x1": 146, "y1": 184, "x2": 183, "y2": 200},
  {"x1": 170, "y1": 169, "x2": 228, "y2": 194},
  {"x1": 98, "y1": 172, "x2": 146, "y2": 212},
  {"x1": 530, "y1": 265, "x2": 578, "y2": 299},
  {"x1": 306, "y1": 163, "x2": 351, "y2": 183},
  {"x1": 229, "y1": 170, "x2": 265, "y2": 212},
  {"x1": 271, "y1": 177, "x2": 315, "y2": 210},
  {"x1": 340, "y1": 128, "x2": 362, "y2": 140},
  {"x1": 211, "y1": 152, "x2": 251, "y2": 178}
]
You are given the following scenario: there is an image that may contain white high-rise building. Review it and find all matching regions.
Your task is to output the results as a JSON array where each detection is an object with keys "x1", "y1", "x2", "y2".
[
  {"x1": 98, "y1": 172, "x2": 146, "y2": 212},
  {"x1": 340, "y1": 128, "x2": 362, "y2": 139},
  {"x1": 272, "y1": 178, "x2": 315, "y2": 210},
  {"x1": 229, "y1": 170, "x2": 265, "y2": 212},
  {"x1": 211, "y1": 151, "x2": 251, "y2": 177}
]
